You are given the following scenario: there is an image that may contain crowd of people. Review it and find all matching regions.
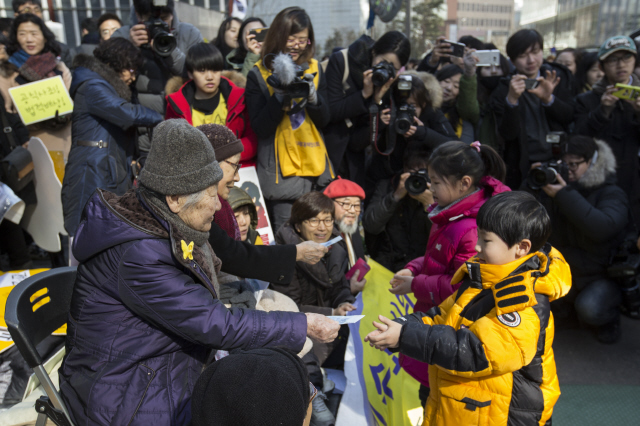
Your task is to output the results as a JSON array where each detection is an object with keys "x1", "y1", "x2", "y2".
[{"x1": 0, "y1": 1, "x2": 639, "y2": 425}]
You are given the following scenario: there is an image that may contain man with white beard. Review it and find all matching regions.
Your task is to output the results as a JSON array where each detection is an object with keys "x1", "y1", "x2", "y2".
[{"x1": 323, "y1": 178, "x2": 366, "y2": 269}]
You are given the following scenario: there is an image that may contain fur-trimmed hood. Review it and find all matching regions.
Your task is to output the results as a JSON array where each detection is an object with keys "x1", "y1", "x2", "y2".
[
  {"x1": 70, "y1": 54, "x2": 132, "y2": 102},
  {"x1": 577, "y1": 139, "x2": 618, "y2": 189}
]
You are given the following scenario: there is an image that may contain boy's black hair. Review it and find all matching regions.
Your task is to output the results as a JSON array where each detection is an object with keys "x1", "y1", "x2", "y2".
[
  {"x1": 186, "y1": 42, "x2": 224, "y2": 73},
  {"x1": 477, "y1": 191, "x2": 551, "y2": 253},
  {"x1": 506, "y1": 29, "x2": 544, "y2": 62},
  {"x1": 12, "y1": 0, "x2": 41, "y2": 13}
]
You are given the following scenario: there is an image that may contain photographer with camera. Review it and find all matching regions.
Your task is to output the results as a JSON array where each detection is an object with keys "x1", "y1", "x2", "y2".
[
  {"x1": 245, "y1": 7, "x2": 332, "y2": 231},
  {"x1": 363, "y1": 142, "x2": 433, "y2": 272},
  {"x1": 111, "y1": 0, "x2": 203, "y2": 151},
  {"x1": 525, "y1": 135, "x2": 629, "y2": 343},
  {"x1": 323, "y1": 30, "x2": 410, "y2": 187},
  {"x1": 575, "y1": 36, "x2": 640, "y2": 232},
  {"x1": 366, "y1": 72, "x2": 457, "y2": 189},
  {"x1": 487, "y1": 29, "x2": 575, "y2": 189}
]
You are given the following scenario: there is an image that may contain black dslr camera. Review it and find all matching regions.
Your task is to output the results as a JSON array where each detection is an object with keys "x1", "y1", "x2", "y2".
[
  {"x1": 608, "y1": 236, "x2": 640, "y2": 319},
  {"x1": 405, "y1": 169, "x2": 430, "y2": 195},
  {"x1": 393, "y1": 75, "x2": 416, "y2": 134},
  {"x1": 372, "y1": 60, "x2": 396, "y2": 87},
  {"x1": 143, "y1": 18, "x2": 177, "y2": 57},
  {"x1": 527, "y1": 132, "x2": 569, "y2": 190}
]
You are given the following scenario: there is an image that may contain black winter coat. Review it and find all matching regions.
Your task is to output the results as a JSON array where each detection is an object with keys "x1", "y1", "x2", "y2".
[
  {"x1": 574, "y1": 76, "x2": 640, "y2": 230},
  {"x1": 528, "y1": 140, "x2": 629, "y2": 287},
  {"x1": 270, "y1": 223, "x2": 355, "y2": 315},
  {"x1": 363, "y1": 177, "x2": 431, "y2": 272},
  {"x1": 487, "y1": 62, "x2": 575, "y2": 189}
]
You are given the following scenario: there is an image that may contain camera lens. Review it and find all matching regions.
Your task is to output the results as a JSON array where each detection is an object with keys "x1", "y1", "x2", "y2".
[
  {"x1": 372, "y1": 69, "x2": 390, "y2": 87},
  {"x1": 153, "y1": 33, "x2": 177, "y2": 57},
  {"x1": 395, "y1": 116, "x2": 412, "y2": 134},
  {"x1": 528, "y1": 166, "x2": 558, "y2": 189},
  {"x1": 405, "y1": 174, "x2": 428, "y2": 195}
]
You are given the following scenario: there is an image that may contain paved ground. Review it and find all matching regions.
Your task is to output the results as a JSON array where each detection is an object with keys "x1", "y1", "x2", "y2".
[{"x1": 552, "y1": 315, "x2": 640, "y2": 425}]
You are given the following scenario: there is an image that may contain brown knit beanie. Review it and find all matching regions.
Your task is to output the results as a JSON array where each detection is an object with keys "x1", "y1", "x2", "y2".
[{"x1": 196, "y1": 124, "x2": 244, "y2": 162}]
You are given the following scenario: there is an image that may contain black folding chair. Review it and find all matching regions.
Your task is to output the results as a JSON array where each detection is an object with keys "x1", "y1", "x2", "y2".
[{"x1": 4, "y1": 267, "x2": 77, "y2": 426}]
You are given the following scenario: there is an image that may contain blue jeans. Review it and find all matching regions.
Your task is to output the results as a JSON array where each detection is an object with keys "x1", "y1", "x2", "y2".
[{"x1": 574, "y1": 278, "x2": 621, "y2": 326}]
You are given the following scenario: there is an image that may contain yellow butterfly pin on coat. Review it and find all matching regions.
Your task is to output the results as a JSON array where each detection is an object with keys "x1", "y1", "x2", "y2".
[{"x1": 181, "y1": 240, "x2": 194, "y2": 260}]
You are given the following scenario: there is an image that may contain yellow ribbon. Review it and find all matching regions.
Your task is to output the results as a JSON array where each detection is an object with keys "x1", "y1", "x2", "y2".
[{"x1": 181, "y1": 240, "x2": 194, "y2": 260}]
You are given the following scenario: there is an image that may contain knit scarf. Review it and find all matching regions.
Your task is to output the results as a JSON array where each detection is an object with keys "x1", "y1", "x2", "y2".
[
  {"x1": 138, "y1": 186, "x2": 210, "y2": 246},
  {"x1": 8, "y1": 49, "x2": 30, "y2": 68},
  {"x1": 214, "y1": 198, "x2": 241, "y2": 241}
]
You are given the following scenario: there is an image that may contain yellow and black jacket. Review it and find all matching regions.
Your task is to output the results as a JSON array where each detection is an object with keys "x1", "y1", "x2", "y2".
[{"x1": 394, "y1": 244, "x2": 571, "y2": 426}]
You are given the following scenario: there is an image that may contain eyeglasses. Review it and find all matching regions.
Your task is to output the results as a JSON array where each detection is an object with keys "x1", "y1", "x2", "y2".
[
  {"x1": 18, "y1": 6, "x2": 41, "y2": 14},
  {"x1": 563, "y1": 159, "x2": 587, "y2": 171},
  {"x1": 603, "y1": 52, "x2": 635, "y2": 65},
  {"x1": 286, "y1": 37, "x2": 310, "y2": 48},
  {"x1": 334, "y1": 200, "x2": 361, "y2": 212},
  {"x1": 304, "y1": 217, "x2": 334, "y2": 228},
  {"x1": 101, "y1": 27, "x2": 120, "y2": 37},
  {"x1": 309, "y1": 382, "x2": 318, "y2": 404},
  {"x1": 224, "y1": 159, "x2": 241, "y2": 175}
]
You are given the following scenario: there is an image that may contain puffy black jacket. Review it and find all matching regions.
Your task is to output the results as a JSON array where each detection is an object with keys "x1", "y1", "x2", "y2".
[
  {"x1": 363, "y1": 177, "x2": 431, "y2": 272},
  {"x1": 529, "y1": 139, "x2": 629, "y2": 285},
  {"x1": 574, "y1": 76, "x2": 640, "y2": 230}
]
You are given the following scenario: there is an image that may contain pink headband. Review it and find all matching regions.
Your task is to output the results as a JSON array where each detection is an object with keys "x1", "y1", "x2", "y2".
[{"x1": 470, "y1": 141, "x2": 481, "y2": 152}]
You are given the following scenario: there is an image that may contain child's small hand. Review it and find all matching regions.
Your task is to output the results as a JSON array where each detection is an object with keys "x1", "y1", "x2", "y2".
[
  {"x1": 364, "y1": 315, "x2": 402, "y2": 350},
  {"x1": 389, "y1": 274, "x2": 413, "y2": 295},
  {"x1": 390, "y1": 268, "x2": 412, "y2": 287}
]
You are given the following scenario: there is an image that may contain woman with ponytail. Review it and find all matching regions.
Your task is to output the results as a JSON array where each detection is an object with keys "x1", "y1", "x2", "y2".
[{"x1": 388, "y1": 140, "x2": 509, "y2": 406}]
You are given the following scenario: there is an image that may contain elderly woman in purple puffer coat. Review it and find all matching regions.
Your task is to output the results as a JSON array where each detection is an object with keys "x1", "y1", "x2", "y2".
[{"x1": 58, "y1": 119, "x2": 339, "y2": 426}]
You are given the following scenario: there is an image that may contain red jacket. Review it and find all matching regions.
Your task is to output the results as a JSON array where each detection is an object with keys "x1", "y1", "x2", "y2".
[{"x1": 166, "y1": 77, "x2": 258, "y2": 167}]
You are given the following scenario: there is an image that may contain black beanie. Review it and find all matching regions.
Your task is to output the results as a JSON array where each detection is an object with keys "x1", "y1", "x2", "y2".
[{"x1": 191, "y1": 347, "x2": 310, "y2": 426}]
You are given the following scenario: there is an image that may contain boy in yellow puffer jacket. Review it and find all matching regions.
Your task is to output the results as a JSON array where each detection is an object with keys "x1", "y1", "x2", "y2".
[{"x1": 365, "y1": 191, "x2": 571, "y2": 426}]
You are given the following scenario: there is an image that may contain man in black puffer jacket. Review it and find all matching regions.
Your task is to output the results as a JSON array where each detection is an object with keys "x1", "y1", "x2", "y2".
[{"x1": 527, "y1": 136, "x2": 629, "y2": 343}]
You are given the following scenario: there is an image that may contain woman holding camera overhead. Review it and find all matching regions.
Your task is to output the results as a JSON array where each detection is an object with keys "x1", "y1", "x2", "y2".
[
  {"x1": 245, "y1": 7, "x2": 332, "y2": 232},
  {"x1": 323, "y1": 31, "x2": 410, "y2": 188}
]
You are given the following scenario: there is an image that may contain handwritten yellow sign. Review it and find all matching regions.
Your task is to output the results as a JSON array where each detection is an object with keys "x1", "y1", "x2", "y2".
[{"x1": 9, "y1": 76, "x2": 73, "y2": 125}]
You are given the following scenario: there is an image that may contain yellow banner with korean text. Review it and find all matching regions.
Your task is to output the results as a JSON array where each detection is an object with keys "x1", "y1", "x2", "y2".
[{"x1": 343, "y1": 259, "x2": 423, "y2": 426}]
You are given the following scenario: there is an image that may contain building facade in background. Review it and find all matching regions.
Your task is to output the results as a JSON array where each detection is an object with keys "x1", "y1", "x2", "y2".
[
  {"x1": 520, "y1": 0, "x2": 640, "y2": 50},
  {"x1": 445, "y1": 0, "x2": 516, "y2": 50}
]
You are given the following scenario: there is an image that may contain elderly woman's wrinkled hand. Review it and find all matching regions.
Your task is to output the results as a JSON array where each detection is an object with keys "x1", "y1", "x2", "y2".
[
  {"x1": 305, "y1": 313, "x2": 340, "y2": 343},
  {"x1": 296, "y1": 240, "x2": 328, "y2": 264}
]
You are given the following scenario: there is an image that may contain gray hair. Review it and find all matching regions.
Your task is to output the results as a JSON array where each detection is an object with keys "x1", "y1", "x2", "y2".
[{"x1": 181, "y1": 189, "x2": 208, "y2": 211}]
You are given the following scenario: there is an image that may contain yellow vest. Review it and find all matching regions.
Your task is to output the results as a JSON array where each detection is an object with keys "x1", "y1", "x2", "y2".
[
  {"x1": 256, "y1": 59, "x2": 333, "y2": 183},
  {"x1": 191, "y1": 94, "x2": 228, "y2": 127}
]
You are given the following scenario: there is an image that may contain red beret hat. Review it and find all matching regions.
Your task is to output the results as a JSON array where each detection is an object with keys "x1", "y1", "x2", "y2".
[{"x1": 323, "y1": 177, "x2": 365, "y2": 200}]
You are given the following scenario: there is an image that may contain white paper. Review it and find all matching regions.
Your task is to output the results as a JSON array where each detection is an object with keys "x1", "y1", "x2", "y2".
[
  {"x1": 326, "y1": 315, "x2": 364, "y2": 325},
  {"x1": 321, "y1": 236, "x2": 343, "y2": 247}
]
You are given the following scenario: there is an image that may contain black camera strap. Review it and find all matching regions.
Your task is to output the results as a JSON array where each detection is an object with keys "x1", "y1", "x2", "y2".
[{"x1": 371, "y1": 98, "x2": 396, "y2": 156}]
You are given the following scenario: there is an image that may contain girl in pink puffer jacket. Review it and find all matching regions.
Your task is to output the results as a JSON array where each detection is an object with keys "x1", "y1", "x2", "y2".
[{"x1": 389, "y1": 141, "x2": 510, "y2": 401}]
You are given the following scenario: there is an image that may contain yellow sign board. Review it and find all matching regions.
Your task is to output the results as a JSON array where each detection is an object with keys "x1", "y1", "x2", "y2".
[{"x1": 9, "y1": 76, "x2": 73, "y2": 125}]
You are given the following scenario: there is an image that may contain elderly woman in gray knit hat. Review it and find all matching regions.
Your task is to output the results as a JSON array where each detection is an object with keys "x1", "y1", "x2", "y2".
[{"x1": 59, "y1": 119, "x2": 340, "y2": 426}]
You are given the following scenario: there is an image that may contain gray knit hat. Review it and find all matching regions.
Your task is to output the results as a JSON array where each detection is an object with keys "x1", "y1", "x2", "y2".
[{"x1": 139, "y1": 119, "x2": 224, "y2": 195}]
